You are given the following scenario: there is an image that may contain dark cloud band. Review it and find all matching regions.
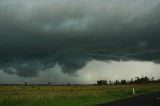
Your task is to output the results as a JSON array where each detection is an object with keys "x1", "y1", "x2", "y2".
[{"x1": 0, "y1": 0, "x2": 160, "y2": 77}]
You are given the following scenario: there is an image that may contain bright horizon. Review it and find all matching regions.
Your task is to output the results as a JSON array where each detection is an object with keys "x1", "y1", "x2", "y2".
[{"x1": 0, "y1": 60, "x2": 160, "y2": 84}]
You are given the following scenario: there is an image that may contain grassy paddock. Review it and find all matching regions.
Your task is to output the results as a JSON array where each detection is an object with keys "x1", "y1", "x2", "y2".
[{"x1": 0, "y1": 84, "x2": 160, "y2": 106}]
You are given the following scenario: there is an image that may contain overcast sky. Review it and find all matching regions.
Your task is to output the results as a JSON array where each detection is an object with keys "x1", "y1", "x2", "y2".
[{"x1": 0, "y1": 0, "x2": 160, "y2": 84}]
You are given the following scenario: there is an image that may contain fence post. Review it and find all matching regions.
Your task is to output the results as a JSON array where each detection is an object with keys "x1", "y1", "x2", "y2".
[{"x1": 133, "y1": 88, "x2": 135, "y2": 95}]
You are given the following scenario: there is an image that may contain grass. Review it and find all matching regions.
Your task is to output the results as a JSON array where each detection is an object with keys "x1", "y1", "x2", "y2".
[{"x1": 0, "y1": 83, "x2": 160, "y2": 106}]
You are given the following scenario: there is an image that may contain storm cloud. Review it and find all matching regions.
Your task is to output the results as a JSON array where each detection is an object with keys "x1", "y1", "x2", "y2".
[{"x1": 0, "y1": 0, "x2": 160, "y2": 77}]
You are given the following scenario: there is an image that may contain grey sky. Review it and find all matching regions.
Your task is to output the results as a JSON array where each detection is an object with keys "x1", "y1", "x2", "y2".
[
  {"x1": 0, "y1": 60, "x2": 160, "y2": 84},
  {"x1": 0, "y1": 0, "x2": 160, "y2": 83}
]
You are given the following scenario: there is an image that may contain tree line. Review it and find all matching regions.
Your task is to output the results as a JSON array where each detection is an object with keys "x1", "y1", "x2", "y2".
[{"x1": 97, "y1": 76, "x2": 160, "y2": 85}]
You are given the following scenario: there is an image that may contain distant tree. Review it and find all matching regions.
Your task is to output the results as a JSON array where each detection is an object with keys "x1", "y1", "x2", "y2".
[
  {"x1": 129, "y1": 78, "x2": 134, "y2": 84},
  {"x1": 97, "y1": 80, "x2": 107, "y2": 85},
  {"x1": 151, "y1": 77, "x2": 155, "y2": 83},
  {"x1": 96, "y1": 76, "x2": 159, "y2": 85},
  {"x1": 134, "y1": 76, "x2": 150, "y2": 84},
  {"x1": 144, "y1": 76, "x2": 150, "y2": 84},
  {"x1": 151, "y1": 77, "x2": 154, "y2": 81},
  {"x1": 109, "y1": 80, "x2": 112, "y2": 85},
  {"x1": 157, "y1": 77, "x2": 160, "y2": 83},
  {"x1": 114, "y1": 80, "x2": 120, "y2": 84},
  {"x1": 24, "y1": 82, "x2": 28, "y2": 85},
  {"x1": 121, "y1": 80, "x2": 127, "y2": 84},
  {"x1": 134, "y1": 77, "x2": 140, "y2": 84},
  {"x1": 48, "y1": 82, "x2": 51, "y2": 85}
]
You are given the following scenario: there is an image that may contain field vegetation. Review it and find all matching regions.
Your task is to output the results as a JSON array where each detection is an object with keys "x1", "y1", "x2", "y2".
[{"x1": 0, "y1": 83, "x2": 160, "y2": 106}]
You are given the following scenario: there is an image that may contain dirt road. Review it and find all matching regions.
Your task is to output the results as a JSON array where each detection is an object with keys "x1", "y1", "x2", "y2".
[{"x1": 97, "y1": 92, "x2": 160, "y2": 106}]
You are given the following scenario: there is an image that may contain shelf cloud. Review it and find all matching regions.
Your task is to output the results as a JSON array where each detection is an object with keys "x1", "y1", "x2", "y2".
[{"x1": 0, "y1": 0, "x2": 160, "y2": 77}]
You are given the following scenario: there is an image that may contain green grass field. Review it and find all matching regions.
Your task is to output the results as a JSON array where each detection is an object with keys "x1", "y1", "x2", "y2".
[{"x1": 0, "y1": 84, "x2": 160, "y2": 106}]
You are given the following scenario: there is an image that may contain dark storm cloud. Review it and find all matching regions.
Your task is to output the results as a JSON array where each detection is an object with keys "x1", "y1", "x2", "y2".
[{"x1": 0, "y1": 0, "x2": 160, "y2": 77}]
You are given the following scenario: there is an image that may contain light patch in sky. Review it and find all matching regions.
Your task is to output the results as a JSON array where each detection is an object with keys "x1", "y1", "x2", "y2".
[
  {"x1": 0, "y1": 61, "x2": 159, "y2": 84},
  {"x1": 77, "y1": 60, "x2": 160, "y2": 83}
]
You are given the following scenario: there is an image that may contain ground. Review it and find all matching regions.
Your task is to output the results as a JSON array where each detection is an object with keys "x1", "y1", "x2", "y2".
[{"x1": 0, "y1": 84, "x2": 160, "y2": 106}]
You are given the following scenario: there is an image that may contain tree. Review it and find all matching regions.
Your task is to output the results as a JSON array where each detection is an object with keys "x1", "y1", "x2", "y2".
[
  {"x1": 109, "y1": 80, "x2": 112, "y2": 85},
  {"x1": 134, "y1": 76, "x2": 150, "y2": 84},
  {"x1": 48, "y1": 82, "x2": 51, "y2": 85},
  {"x1": 121, "y1": 80, "x2": 127, "y2": 84},
  {"x1": 24, "y1": 82, "x2": 28, "y2": 85},
  {"x1": 114, "y1": 80, "x2": 120, "y2": 84},
  {"x1": 129, "y1": 78, "x2": 134, "y2": 84},
  {"x1": 97, "y1": 80, "x2": 107, "y2": 85}
]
